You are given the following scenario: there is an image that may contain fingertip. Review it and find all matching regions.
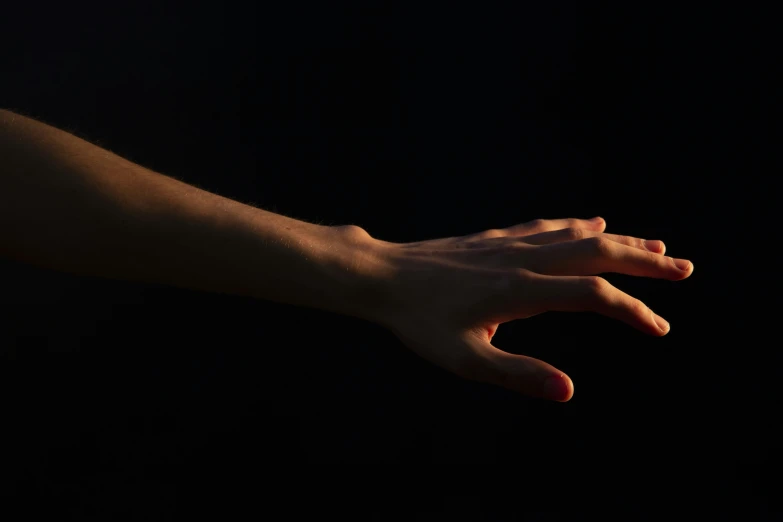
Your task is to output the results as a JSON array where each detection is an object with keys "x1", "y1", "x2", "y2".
[
  {"x1": 588, "y1": 216, "x2": 605, "y2": 229},
  {"x1": 669, "y1": 257, "x2": 694, "y2": 280},
  {"x1": 653, "y1": 313, "x2": 670, "y2": 336},
  {"x1": 543, "y1": 373, "x2": 574, "y2": 402}
]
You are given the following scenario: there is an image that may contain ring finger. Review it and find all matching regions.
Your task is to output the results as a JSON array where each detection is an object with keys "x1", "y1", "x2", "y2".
[{"x1": 518, "y1": 227, "x2": 666, "y2": 255}]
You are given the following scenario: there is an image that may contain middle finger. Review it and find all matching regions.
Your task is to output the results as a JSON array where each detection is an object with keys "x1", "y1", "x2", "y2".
[
  {"x1": 523, "y1": 237, "x2": 693, "y2": 279},
  {"x1": 518, "y1": 227, "x2": 666, "y2": 255}
]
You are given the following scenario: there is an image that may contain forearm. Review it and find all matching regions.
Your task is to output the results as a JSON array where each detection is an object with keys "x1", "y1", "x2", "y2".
[{"x1": 0, "y1": 109, "x2": 386, "y2": 320}]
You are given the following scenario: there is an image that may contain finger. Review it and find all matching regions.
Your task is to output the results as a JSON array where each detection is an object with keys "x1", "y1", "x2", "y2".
[
  {"x1": 501, "y1": 216, "x2": 607, "y2": 237},
  {"x1": 459, "y1": 332, "x2": 574, "y2": 401},
  {"x1": 526, "y1": 237, "x2": 693, "y2": 279},
  {"x1": 518, "y1": 227, "x2": 666, "y2": 255},
  {"x1": 517, "y1": 273, "x2": 671, "y2": 337}
]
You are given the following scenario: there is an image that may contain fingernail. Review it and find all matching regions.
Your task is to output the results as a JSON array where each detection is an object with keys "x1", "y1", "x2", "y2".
[
  {"x1": 543, "y1": 374, "x2": 571, "y2": 401},
  {"x1": 653, "y1": 313, "x2": 670, "y2": 334},
  {"x1": 643, "y1": 239, "x2": 665, "y2": 252},
  {"x1": 589, "y1": 216, "x2": 604, "y2": 223},
  {"x1": 672, "y1": 258, "x2": 691, "y2": 271}
]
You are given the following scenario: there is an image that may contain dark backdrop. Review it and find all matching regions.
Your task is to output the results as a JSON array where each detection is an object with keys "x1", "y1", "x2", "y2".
[{"x1": 0, "y1": 3, "x2": 777, "y2": 520}]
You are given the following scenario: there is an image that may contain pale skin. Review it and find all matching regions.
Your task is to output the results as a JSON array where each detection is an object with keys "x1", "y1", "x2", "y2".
[{"x1": 0, "y1": 109, "x2": 693, "y2": 401}]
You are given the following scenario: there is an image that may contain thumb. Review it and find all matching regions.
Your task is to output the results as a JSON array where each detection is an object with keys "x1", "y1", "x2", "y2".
[{"x1": 461, "y1": 332, "x2": 574, "y2": 402}]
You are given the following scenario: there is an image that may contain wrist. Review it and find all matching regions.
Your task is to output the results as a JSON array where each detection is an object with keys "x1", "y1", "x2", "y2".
[{"x1": 322, "y1": 225, "x2": 399, "y2": 323}]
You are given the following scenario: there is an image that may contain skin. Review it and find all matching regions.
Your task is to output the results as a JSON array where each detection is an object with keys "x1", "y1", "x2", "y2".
[
  {"x1": 362, "y1": 219, "x2": 691, "y2": 401},
  {"x1": 0, "y1": 109, "x2": 693, "y2": 401}
]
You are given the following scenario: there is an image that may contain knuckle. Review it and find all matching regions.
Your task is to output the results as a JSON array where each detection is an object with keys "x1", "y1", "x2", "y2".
[
  {"x1": 511, "y1": 240, "x2": 534, "y2": 252},
  {"x1": 629, "y1": 298, "x2": 648, "y2": 316},
  {"x1": 647, "y1": 250, "x2": 665, "y2": 266},
  {"x1": 583, "y1": 276, "x2": 609, "y2": 299},
  {"x1": 585, "y1": 236, "x2": 612, "y2": 256},
  {"x1": 565, "y1": 227, "x2": 584, "y2": 241},
  {"x1": 636, "y1": 249, "x2": 663, "y2": 268},
  {"x1": 527, "y1": 218, "x2": 546, "y2": 229},
  {"x1": 479, "y1": 229, "x2": 504, "y2": 240},
  {"x1": 512, "y1": 267, "x2": 538, "y2": 282}
]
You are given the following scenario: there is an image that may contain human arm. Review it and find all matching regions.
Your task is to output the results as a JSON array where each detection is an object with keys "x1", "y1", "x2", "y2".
[
  {"x1": 0, "y1": 109, "x2": 693, "y2": 401},
  {"x1": 0, "y1": 109, "x2": 379, "y2": 320}
]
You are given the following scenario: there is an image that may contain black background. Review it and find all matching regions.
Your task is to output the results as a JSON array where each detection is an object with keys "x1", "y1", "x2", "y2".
[{"x1": 0, "y1": 2, "x2": 778, "y2": 520}]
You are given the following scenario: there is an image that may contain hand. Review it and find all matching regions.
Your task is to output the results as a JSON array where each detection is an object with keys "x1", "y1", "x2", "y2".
[{"x1": 364, "y1": 217, "x2": 694, "y2": 402}]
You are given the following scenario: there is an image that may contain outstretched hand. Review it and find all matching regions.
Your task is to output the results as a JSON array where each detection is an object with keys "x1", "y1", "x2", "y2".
[
  {"x1": 364, "y1": 217, "x2": 693, "y2": 402},
  {"x1": 0, "y1": 110, "x2": 690, "y2": 401}
]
